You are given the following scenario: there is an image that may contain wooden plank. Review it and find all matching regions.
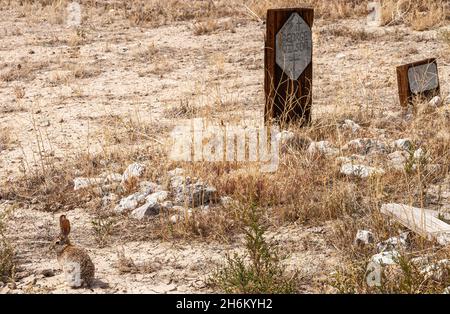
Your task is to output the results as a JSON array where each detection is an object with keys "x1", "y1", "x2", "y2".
[
  {"x1": 264, "y1": 7, "x2": 314, "y2": 126},
  {"x1": 381, "y1": 203, "x2": 450, "y2": 245},
  {"x1": 396, "y1": 58, "x2": 440, "y2": 107}
]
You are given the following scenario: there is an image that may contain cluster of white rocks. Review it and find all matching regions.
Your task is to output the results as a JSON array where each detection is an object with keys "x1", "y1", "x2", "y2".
[{"x1": 73, "y1": 163, "x2": 221, "y2": 222}]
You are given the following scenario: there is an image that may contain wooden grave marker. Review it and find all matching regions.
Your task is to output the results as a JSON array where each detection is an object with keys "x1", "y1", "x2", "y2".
[
  {"x1": 264, "y1": 7, "x2": 314, "y2": 126},
  {"x1": 396, "y1": 58, "x2": 440, "y2": 107}
]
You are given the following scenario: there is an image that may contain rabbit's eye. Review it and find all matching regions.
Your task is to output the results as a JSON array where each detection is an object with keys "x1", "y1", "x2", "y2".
[{"x1": 55, "y1": 241, "x2": 60, "y2": 245}]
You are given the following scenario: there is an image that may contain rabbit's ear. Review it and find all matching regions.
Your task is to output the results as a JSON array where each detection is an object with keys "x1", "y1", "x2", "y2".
[{"x1": 59, "y1": 215, "x2": 71, "y2": 236}]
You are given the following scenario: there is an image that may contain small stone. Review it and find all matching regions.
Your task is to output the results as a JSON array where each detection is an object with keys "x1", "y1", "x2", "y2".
[
  {"x1": 170, "y1": 214, "x2": 180, "y2": 224},
  {"x1": 102, "y1": 193, "x2": 119, "y2": 207},
  {"x1": 171, "y1": 177, "x2": 217, "y2": 207},
  {"x1": 354, "y1": 230, "x2": 374, "y2": 246},
  {"x1": 114, "y1": 193, "x2": 142, "y2": 213},
  {"x1": 131, "y1": 199, "x2": 160, "y2": 219},
  {"x1": 145, "y1": 190, "x2": 169, "y2": 203},
  {"x1": 160, "y1": 201, "x2": 173, "y2": 211},
  {"x1": 73, "y1": 177, "x2": 103, "y2": 191},
  {"x1": 342, "y1": 138, "x2": 387, "y2": 155},
  {"x1": 370, "y1": 250, "x2": 400, "y2": 265},
  {"x1": 428, "y1": 96, "x2": 442, "y2": 107},
  {"x1": 340, "y1": 163, "x2": 385, "y2": 178},
  {"x1": 340, "y1": 119, "x2": 361, "y2": 133},
  {"x1": 122, "y1": 162, "x2": 145, "y2": 184},
  {"x1": 139, "y1": 181, "x2": 161, "y2": 195},
  {"x1": 307, "y1": 141, "x2": 338, "y2": 156},
  {"x1": 377, "y1": 232, "x2": 409, "y2": 252},
  {"x1": 388, "y1": 151, "x2": 408, "y2": 170},
  {"x1": 413, "y1": 148, "x2": 425, "y2": 160},
  {"x1": 391, "y1": 138, "x2": 413, "y2": 151},
  {"x1": 41, "y1": 269, "x2": 55, "y2": 277},
  {"x1": 420, "y1": 259, "x2": 450, "y2": 281}
]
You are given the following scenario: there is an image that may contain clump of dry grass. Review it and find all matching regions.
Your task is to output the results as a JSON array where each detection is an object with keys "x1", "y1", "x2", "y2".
[
  {"x1": 0, "y1": 61, "x2": 49, "y2": 83},
  {"x1": 381, "y1": 0, "x2": 448, "y2": 30},
  {"x1": 122, "y1": 0, "x2": 240, "y2": 27},
  {"x1": 13, "y1": 85, "x2": 25, "y2": 100},
  {"x1": 0, "y1": 127, "x2": 13, "y2": 151},
  {"x1": 0, "y1": 210, "x2": 15, "y2": 283},
  {"x1": 244, "y1": 0, "x2": 367, "y2": 21},
  {"x1": 318, "y1": 25, "x2": 378, "y2": 42},
  {"x1": 193, "y1": 19, "x2": 221, "y2": 36}
]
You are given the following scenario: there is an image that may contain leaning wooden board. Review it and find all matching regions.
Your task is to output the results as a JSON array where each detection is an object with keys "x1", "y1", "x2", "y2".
[{"x1": 381, "y1": 203, "x2": 450, "y2": 245}]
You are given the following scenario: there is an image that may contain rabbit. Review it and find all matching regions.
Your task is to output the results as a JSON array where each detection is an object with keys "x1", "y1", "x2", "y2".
[{"x1": 52, "y1": 215, "x2": 95, "y2": 288}]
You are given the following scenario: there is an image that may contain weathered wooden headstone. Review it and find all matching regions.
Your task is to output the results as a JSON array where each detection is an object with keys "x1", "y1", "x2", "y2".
[
  {"x1": 396, "y1": 58, "x2": 440, "y2": 106},
  {"x1": 264, "y1": 8, "x2": 314, "y2": 126}
]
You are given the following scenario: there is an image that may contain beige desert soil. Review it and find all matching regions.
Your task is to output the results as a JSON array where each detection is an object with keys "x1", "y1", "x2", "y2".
[{"x1": 0, "y1": 4, "x2": 449, "y2": 293}]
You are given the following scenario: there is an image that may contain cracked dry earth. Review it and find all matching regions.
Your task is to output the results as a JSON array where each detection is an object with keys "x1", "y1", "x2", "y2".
[{"x1": 0, "y1": 5, "x2": 449, "y2": 294}]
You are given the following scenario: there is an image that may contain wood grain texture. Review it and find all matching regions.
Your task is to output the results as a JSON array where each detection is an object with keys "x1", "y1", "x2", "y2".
[
  {"x1": 381, "y1": 203, "x2": 450, "y2": 245},
  {"x1": 396, "y1": 58, "x2": 440, "y2": 107},
  {"x1": 264, "y1": 7, "x2": 314, "y2": 126}
]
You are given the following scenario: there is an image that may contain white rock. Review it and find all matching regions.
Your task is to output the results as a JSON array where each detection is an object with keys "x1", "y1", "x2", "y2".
[
  {"x1": 171, "y1": 177, "x2": 217, "y2": 207},
  {"x1": 428, "y1": 96, "x2": 442, "y2": 107},
  {"x1": 121, "y1": 162, "x2": 145, "y2": 184},
  {"x1": 169, "y1": 214, "x2": 180, "y2": 224},
  {"x1": 275, "y1": 130, "x2": 295, "y2": 142},
  {"x1": 377, "y1": 232, "x2": 409, "y2": 252},
  {"x1": 371, "y1": 250, "x2": 400, "y2": 265},
  {"x1": 102, "y1": 172, "x2": 123, "y2": 183},
  {"x1": 307, "y1": 141, "x2": 338, "y2": 156},
  {"x1": 114, "y1": 192, "x2": 145, "y2": 213},
  {"x1": 413, "y1": 148, "x2": 425, "y2": 160},
  {"x1": 130, "y1": 199, "x2": 160, "y2": 220},
  {"x1": 391, "y1": 138, "x2": 413, "y2": 151},
  {"x1": 160, "y1": 200, "x2": 173, "y2": 210},
  {"x1": 139, "y1": 181, "x2": 161, "y2": 195},
  {"x1": 388, "y1": 151, "x2": 408, "y2": 170},
  {"x1": 340, "y1": 119, "x2": 361, "y2": 133},
  {"x1": 170, "y1": 207, "x2": 192, "y2": 224},
  {"x1": 340, "y1": 163, "x2": 385, "y2": 178},
  {"x1": 102, "y1": 193, "x2": 119, "y2": 207},
  {"x1": 420, "y1": 259, "x2": 450, "y2": 281},
  {"x1": 342, "y1": 138, "x2": 387, "y2": 155},
  {"x1": 73, "y1": 177, "x2": 103, "y2": 191},
  {"x1": 354, "y1": 230, "x2": 374, "y2": 245},
  {"x1": 145, "y1": 190, "x2": 169, "y2": 203}
]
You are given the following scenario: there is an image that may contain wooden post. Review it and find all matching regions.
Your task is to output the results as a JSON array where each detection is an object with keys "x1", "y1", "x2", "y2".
[
  {"x1": 264, "y1": 7, "x2": 314, "y2": 126},
  {"x1": 396, "y1": 58, "x2": 440, "y2": 107}
]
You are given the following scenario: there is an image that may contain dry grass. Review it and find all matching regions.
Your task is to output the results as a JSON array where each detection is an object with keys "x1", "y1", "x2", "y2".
[
  {"x1": 3, "y1": 0, "x2": 447, "y2": 32},
  {"x1": 244, "y1": 0, "x2": 367, "y2": 21},
  {"x1": 0, "y1": 61, "x2": 49, "y2": 83},
  {"x1": 193, "y1": 19, "x2": 221, "y2": 36},
  {"x1": 0, "y1": 210, "x2": 15, "y2": 283},
  {"x1": 381, "y1": 0, "x2": 448, "y2": 30},
  {"x1": 0, "y1": 127, "x2": 15, "y2": 152}
]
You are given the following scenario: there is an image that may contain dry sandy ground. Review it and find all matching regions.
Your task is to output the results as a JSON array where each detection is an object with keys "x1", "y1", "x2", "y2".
[{"x1": 0, "y1": 5, "x2": 449, "y2": 293}]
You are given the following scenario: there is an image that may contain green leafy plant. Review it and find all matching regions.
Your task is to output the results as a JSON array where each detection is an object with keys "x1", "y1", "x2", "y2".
[{"x1": 211, "y1": 205, "x2": 298, "y2": 293}]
